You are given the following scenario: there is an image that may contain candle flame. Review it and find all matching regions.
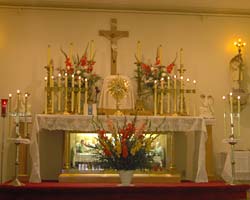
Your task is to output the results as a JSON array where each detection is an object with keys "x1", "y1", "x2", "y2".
[
  {"x1": 9, "y1": 94, "x2": 12, "y2": 98},
  {"x1": 222, "y1": 96, "x2": 226, "y2": 100},
  {"x1": 237, "y1": 96, "x2": 241, "y2": 100},
  {"x1": 58, "y1": 73, "x2": 61, "y2": 77},
  {"x1": 193, "y1": 80, "x2": 196, "y2": 84},
  {"x1": 229, "y1": 92, "x2": 233, "y2": 96},
  {"x1": 44, "y1": 77, "x2": 48, "y2": 81},
  {"x1": 17, "y1": 90, "x2": 20, "y2": 94},
  {"x1": 186, "y1": 78, "x2": 190, "y2": 82}
]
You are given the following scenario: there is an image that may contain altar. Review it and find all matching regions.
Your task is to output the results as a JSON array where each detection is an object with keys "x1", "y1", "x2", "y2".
[{"x1": 29, "y1": 114, "x2": 209, "y2": 183}]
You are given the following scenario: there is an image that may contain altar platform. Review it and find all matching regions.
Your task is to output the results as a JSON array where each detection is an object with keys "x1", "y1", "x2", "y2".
[{"x1": 0, "y1": 181, "x2": 249, "y2": 200}]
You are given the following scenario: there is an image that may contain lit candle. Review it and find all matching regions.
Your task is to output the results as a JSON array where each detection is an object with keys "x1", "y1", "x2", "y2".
[
  {"x1": 84, "y1": 78, "x2": 88, "y2": 104},
  {"x1": 186, "y1": 78, "x2": 190, "y2": 115},
  {"x1": 167, "y1": 76, "x2": 170, "y2": 114},
  {"x1": 137, "y1": 41, "x2": 141, "y2": 63},
  {"x1": 90, "y1": 40, "x2": 94, "y2": 60},
  {"x1": 51, "y1": 76, "x2": 54, "y2": 113},
  {"x1": 64, "y1": 73, "x2": 68, "y2": 112},
  {"x1": 24, "y1": 93, "x2": 28, "y2": 137},
  {"x1": 160, "y1": 77, "x2": 164, "y2": 115},
  {"x1": 154, "y1": 80, "x2": 158, "y2": 116},
  {"x1": 180, "y1": 48, "x2": 183, "y2": 66},
  {"x1": 70, "y1": 42, "x2": 73, "y2": 62},
  {"x1": 71, "y1": 74, "x2": 75, "y2": 113},
  {"x1": 44, "y1": 77, "x2": 48, "y2": 114},
  {"x1": 237, "y1": 96, "x2": 241, "y2": 137},
  {"x1": 16, "y1": 90, "x2": 20, "y2": 114},
  {"x1": 78, "y1": 76, "x2": 81, "y2": 114},
  {"x1": 193, "y1": 80, "x2": 196, "y2": 116},
  {"x1": 8, "y1": 94, "x2": 12, "y2": 115},
  {"x1": 222, "y1": 96, "x2": 227, "y2": 137},
  {"x1": 180, "y1": 76, "x2": 184, "y2": 114},
  {"x1": 173, "y1": 75, "x2": 177, "y2": 113},
  {"x1": 229, "y1": 92, "x2": 234, "y2": 137},
  {"x1": 229, "y1": 92, "x2": 233, "y2": 114},
  {"x1": 159, "y1": 45, "x2": 162, "y2": 65},
  {"x1": 57, "y1": 73, "x2": 62, "y2": 112}
]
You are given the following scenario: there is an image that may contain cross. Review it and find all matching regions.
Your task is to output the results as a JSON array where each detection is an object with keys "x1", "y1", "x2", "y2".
[{"x1": 99, "y1": 18, "x2": 129, "y2": 75}]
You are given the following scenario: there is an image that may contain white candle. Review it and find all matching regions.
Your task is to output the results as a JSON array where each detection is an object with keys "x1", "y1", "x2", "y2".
[
  {"x1": 47, "y1": 44, "x2": 51, "y2": 66},
  {"x1": 180, "y1": 48, "x2": 183, "y2": 66},
  {"x1": 57, "y1": 73, "x2": 62, "y2": 112},
  {"x1": 90, "y1": 40, "x2": 94, "y2": 60},
  {"x1": 16, "y1": 90, "x2": 20, "y2": 114},
  {"x1": 71, "y1": 74, "x2": 75, "y2": 113},
  {"x1": 180, "y1": 76, "x2": 184, "y2": 114},
  {"x1": 160, "y1": 77, "x2": 164, "y2": 115},
  {"x1": 8, "y1": 94, "x2": 12, "y2": 115},
  {"x1": 51, "y1": 76, "x2": 54, "y2": 113},
  {"x1": 167, "y1": 76, "x2": 170, "y2": 114},
  {"x1": 193, "y1": 80, "x2": 196, "y2": 116},
  {"x1": 229, "y1": 92, "x2": 233, "y2": 114},
  {"x1": 154, "y1": 80, "x2": 158, "y2": 116},
  {"x1": 44, "y1": 77, "x2": 48, "y2": 114},
  {"x1": 222, "y1": 96, "x2": 227, "y2": 137},
  {"x1": 173, "y1": 75, "x2": 177, "y2": 113},
  {"x1": 159, "y1": 45, "x2": 162, "y2": 65},
  {"x1": 237, "y1": 96, "x2": 241, "y2": 137},
  {"x1": 186, "y1": 78, "x2": 190, "y2": 114},
  {"x1": 78, "y1": 76, "x2": 81, "y2": 114},
  {"x1": 64, "y1": 73, "x2": 68, "y2": 112},
  {"x1": 84, "y1": 78, "x2": 88, "y2": 104},
  {"x1": 24, "y1": 93, "x2": 28, "y2": 137}
]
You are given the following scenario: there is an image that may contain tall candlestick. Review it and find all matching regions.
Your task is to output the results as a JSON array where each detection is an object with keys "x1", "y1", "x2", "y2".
[
  {"x1": 229, "y1": 92, "x2": 233, "y2": 114},
  {"x1": 57, "y1": 73, "x2": 62, "y2": 112},
  {"x1": 154, "y1": 80, "x2": 158, "y2": 116},
  {"x1": 8, "y1": 94, "x2": 12, "y2": 137},
  {"x1": 160, "y1": 77, "x2": 164, "y2": 115},
  {"x1": 78, "y1": 76, "x2": 81, "y2": 114},
  {"x1": 47, "y1": 44, "x2": 51, "y2": 66},
  {"x1": 44, "y1": 77, "x2": 48, "y2": 114},
  {"x1": 237, "y1": 96, "x2": 241, "y2": 137},
  {"x1": 180, "y1": 48, "x2": 183, "y2": 66},
  {"x1": 84, "y1": 78, "x2": 88, "y2": 104},
  {"x1": 8, "y1": 94, "x2": 12, "y2": 115},
  {"x1": 16, "y1": 90, "x2": 20, "y2": 114},
  {"x1": 137, "y1": 41, "x2": 141, "y2": 62},
  {"x1": 64, "y1": 73, "x2": 68, "y2": 113},
  {"x1": 24, "y1": 93, "x2": 28, "y2": 137},
  {"x1": 167, "y1": 76, "x2": 171, "y2": 114},
  {"x1": 180, "y1": 76, "x2": 184, "y2": 114},
  {"x1": 51, "y1": 76, "x2": 54, "y2": 113},
  {"x1": 71, "y1": 74, "x2": 75, "y2": 113},
  {"x1": 229, "y1": 92, "x2": 234, "y2": 136},
  {"x1": 173, "y1": 75, "x2": 177, "y2": 114}
]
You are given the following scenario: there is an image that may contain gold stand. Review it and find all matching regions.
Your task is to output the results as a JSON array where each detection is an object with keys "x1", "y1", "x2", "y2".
[
  {"x1": 167, "y1": 132, "x2": 177, "y2": 173},
  {"x1": 63, "y1": 131, "x2": 71, "y2": 169}
]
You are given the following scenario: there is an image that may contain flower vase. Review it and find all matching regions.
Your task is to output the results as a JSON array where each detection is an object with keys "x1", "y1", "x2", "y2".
[{"x1": 118, "y1": 170, "x2": 134, "y2": 186}]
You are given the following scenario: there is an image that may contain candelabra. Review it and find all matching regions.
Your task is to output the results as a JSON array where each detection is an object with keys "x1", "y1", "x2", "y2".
[
  {"x1": 8, "y1": 90, "x2": 30, "y2": 186},
  {"x1": 222, "y1": 93, "x2": 241, "y2": 185}
]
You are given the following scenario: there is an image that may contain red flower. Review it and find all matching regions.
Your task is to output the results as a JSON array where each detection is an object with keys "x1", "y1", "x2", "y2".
[
  {"x1": 155, "y1": 56, "x2": 160, "y2": 65},
  {"x1": 80, "y1": 55, "x2": 87, "y2": 66},
  {"x1": 86, "y1": 65, "x2": 93, "y2": 73},
  {"x1": 141, "y1": 63, "x2": 151, "y2": 76},
  {"x1": 66, "y1": 66, "x2": 74, "y2": 75},
  {"x1": 65, "y1": 57, "x2": 72, "y2": 67},
  {"x1": 166, "y1": 63, "x2": 175, "y2": 74},
  {"x1": 104, "y1": 148, "x2": 112, "y2": 156},
  {"x1": 122, "y1": 143, "x2": 128, "y2": 158}
]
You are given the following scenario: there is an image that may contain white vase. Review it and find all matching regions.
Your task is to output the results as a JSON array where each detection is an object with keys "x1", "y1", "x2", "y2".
[{"x1": 119, "y1": 170, "x2": 134, "y2": 186}]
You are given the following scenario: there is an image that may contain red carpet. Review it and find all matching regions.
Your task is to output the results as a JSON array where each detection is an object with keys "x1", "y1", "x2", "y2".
[{"x1": 0, "y1": 181, "x2": 249, "y2": 200}]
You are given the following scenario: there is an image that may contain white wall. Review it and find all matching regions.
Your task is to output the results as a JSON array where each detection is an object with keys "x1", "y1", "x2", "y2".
[{"x1": 0, "y1": 7, "x2": 250, "y2": 180}]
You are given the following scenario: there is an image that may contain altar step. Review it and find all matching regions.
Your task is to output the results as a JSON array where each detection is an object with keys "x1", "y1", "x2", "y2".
[{"x1": 59, "y1": 173, "x2": 181, "y2": 183}]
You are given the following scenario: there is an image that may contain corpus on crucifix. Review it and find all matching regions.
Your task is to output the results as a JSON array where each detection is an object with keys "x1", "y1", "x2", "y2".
[{"x1": 99, "y1": 18, "x2": 129, "y2": 75}]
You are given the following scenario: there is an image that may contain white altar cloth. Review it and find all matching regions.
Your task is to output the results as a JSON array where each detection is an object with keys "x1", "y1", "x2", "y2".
[{"x1": 29, "y1": 114, "x2": 208, "y2": 183}]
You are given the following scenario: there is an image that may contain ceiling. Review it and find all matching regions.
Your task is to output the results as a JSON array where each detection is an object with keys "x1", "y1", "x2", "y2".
[{"x1": 1, "y1": 0, "x2": 250, "y2": 15}]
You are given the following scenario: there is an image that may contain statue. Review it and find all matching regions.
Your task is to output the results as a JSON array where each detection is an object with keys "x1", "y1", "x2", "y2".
[
  {"x1": 199, "y1": 94, "x2": 214, "y2": 118},
  {"x1": 229, "y1": 54, "x2": 243, "y2": 90}
]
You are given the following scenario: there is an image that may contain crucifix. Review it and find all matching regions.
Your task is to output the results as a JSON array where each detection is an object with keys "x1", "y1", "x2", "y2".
[{"x1": 99, "y1": 18, "x2": 129, "y2": 75}]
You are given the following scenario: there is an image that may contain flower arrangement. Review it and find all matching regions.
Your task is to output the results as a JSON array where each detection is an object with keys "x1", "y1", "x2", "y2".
[
  {"x1": 90, "y1": 117, "x2": 159, "y2": 170},
  {"x1": 134, "y1": 48, "x2": 177, "y2": 97},
  {"x1": 60, "y1": 42, "x2": 101, "y2": 103}
]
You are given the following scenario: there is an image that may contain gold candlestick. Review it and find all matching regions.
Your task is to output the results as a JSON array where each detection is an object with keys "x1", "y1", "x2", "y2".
[
  {"x1": 154, "y1": 80, "x2": 158, "y2": 116},
  {"x1": 51, "y1": 76, "x2": 54, "y2": 114},
  {"x1": 64, "y1": 73, "x2": 68, "y2": 114},
  {"x1": 71, "y1": 74, "x2": 75, "y2": 113},
  {"x1": 57, "y1": 73, "x2": 62, "y2": 112},
  {"x1": 160, "y1": 77, "x2": 164, "y2": 115},
  {"x1": 186, "y1": 78, "x2": 190, "y2": 115},
  {"x1": 24, "y1": 93, "x2": 28, "y2": 138},
  {"x1": 78, "y1": 76, "x2": 81, "y2": 114},
  {"x1": 180, "y1": 76, "x2": 184, "y2": 114},
  {"x1": 84, "y1": 78, "x2": 88, "y2": 104},
  {"x1": 173, "y1": 75, "x2": 177, "y2": 114},
  {"x1": 222, "y1": 96, "x2": 227, "y2": 137},
  {"x1": 44, "y1": 77, "x2": 48, "y2": 114},
  {"x1": 237, "y1": 96, "x2": 241, "y2": 137},
  {"x1": 167, "y1": 76, "x2": 170, "y2": 114}
]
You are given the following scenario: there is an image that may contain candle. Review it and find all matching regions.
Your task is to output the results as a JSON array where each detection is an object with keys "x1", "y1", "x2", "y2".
[
  {"x1": 167, "y1": 76, "x2": 170, "y2": 114},
  {"x1": 70, "y1": 42, "x2": 73, "y2": 62},
  {"x1": 90, "y1": 40, "x2": 94, "y2": 60},
  {"x1": 137, "y1": 41, "x2": 141, "y2": 63},
  {"x1": 71, "y1": 74, "x2": 75, "y2": 113},
  {"x1": 229, "y1": 92, "x2": 233, "y2": 114},
  {"x1": 159, "y1": 45, "x2": 162, "y2": 65},
  {"x1": 84, "y1": 78, "x2": 88, "y2": 104},
  {"x1": 78, "y1": 76, "x2": 81, "y2": 114},
  {"x1": 186, "y1": 78, "x2": 190, "y2": 114},
  {"x1": 47, "y1": 44, "x2": 51, "y2": 66},
  {"x1": 58, "y1": 73, "x2": 62, "y2": 112},
  {"x1": 16, "y1": 90, "x2": 20, "y2": 114},
  {"x1": 237, "y1": 96, "x2": 241, "y2": 137},
  {"x1": 24, "y1": 93, "x2": 28, "y2": 137},
  {"x1": 229, "y1": 92, "x2": 234, "y2": 137},
  {"x1": 1, "y1": 99, "x2": 8, "y2": 117},
  {"x1": 180, "y1": 76, "x2": 184, "y2": 114},
  {"x1": 193, "y1": 80, "x2": 196, "y2": 116},
  {"x1": 8, "y1": 94, "x2": 12, "y2": 115},
  {"x1": 173, "y1": 75, "x2": 177, "y2": 113},
  {"x1": 180, "y1": 48, "x2": 183, "y2": 66},
  {"x1": 154, "y1": 80, "x2": 158, "y2": 116},
  {"x1": 44, "y1": 77, "x2": 48, "y2": 114},
  {"x1": 51, "y1": 76, "x2": 54, "y2": 113},
  {"x1": 160, "y1": 77, "x2": 164, "y2": 115},
  {"x1": 64, "y1": 73, "x2": 68, "y2": 112},
  {"x1": 222, "y1": 96, "x2": 227, "y2": 137}
]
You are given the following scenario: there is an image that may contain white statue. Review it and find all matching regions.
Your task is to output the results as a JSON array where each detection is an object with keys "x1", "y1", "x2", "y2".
[
  {"x1": 199, "y1": 94, "x2": 214, "y2": 118},
  {"x1": 229, "y1": 54, "x2": 243, "y2": 90}
]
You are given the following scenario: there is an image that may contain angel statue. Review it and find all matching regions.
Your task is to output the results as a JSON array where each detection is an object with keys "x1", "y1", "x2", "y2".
[
  {"x1": 199, "y1": 94, "x2": 214, "y2": 118},
  {"x1": 229, "y1": 54, "x2": 243, "y2": 90}
]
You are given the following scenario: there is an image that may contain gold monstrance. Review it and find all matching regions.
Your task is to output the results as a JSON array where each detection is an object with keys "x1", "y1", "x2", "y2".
[{"x1": 108, "y1": 75, "x2": 128, "y2": 115}]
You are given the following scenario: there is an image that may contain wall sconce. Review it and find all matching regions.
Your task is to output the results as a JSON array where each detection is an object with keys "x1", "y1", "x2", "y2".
[{"x1": 234, "y1": 38, "x2": 246, "y2": 54}]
